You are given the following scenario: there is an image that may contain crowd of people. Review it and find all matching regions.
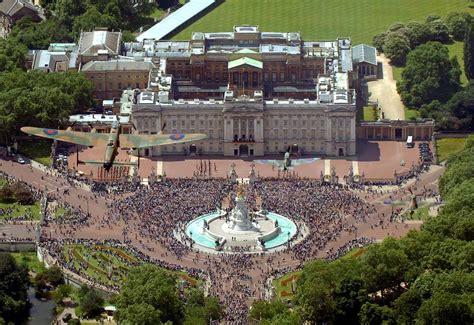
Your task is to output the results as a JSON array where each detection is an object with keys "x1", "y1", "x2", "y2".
[
  {"x1": 252, "y1": 179, "x2": 376, "y2": 262},
  {"x1": 0, "y1": 159, "x2": 394, "y2": 324}
]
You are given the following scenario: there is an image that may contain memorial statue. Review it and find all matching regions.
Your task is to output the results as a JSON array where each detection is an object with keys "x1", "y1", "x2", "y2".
[{"x1": 225, "y1": 184, "x2": 255, "y2": 232}]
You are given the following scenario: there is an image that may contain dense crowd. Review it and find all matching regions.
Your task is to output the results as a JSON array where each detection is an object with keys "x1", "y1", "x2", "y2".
[
  {"x1": 106, "y1": 178, "x2": 234, "y2": 258},
  {"x1": 252, "y1": 179, "x2": 376, "y2": 262}
]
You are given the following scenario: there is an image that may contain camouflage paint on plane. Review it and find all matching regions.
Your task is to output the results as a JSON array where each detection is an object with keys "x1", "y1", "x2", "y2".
[
  {"x1": 20, "y1": 123, "x2": 207, "y2": 170},
  {"x1": 254, "y1": 152, "x2": 320, "y2": 171}
]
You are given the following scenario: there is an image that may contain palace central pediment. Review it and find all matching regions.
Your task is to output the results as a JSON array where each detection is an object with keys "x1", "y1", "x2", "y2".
[{"x1": 223, "y1": 103, "x2": 264, "y2": 113}]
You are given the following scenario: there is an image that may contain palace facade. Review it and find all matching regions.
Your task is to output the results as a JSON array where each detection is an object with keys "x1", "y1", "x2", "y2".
[{"x1": 126, "y1": 26, "x2": 358, "y2": 157}]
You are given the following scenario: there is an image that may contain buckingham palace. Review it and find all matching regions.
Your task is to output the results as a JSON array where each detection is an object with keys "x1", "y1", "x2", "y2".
[{"x1": 126, "y1": 26, "x2": 357, "y2": 157}]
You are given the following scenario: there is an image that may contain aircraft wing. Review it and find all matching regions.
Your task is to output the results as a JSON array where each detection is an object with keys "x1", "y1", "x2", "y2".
[
  {"x1": 290, "y1": 158, "x2": 320, "y2": 166},
  {"x1": 119, "y1": 133, "x2": 207, "y2": 149},
  {"x1": 21, "y1": 127, "x2": 108, "y2": 147},
  {"x1": 254, "y1": 160, "x2": 284, "y2": 168}
]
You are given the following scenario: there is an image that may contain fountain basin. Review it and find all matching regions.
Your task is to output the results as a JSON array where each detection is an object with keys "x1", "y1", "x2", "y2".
[{"x1": 185, "y1": 210, "x2": 297, "y2": 251}]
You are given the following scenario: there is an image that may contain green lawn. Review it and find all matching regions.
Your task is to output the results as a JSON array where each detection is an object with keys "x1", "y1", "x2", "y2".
[
  {"x1": 448, "y1": 41, "x2": 468, "y2": 86},
  {"x1": 173, "y1": 0, "x2": 471, "y2": 44},
  {"x1": 11, "y1": 252, "x2": 45, "y2": 273},
  {"x1": 363, "y1": 106, "x2": 377, "y2": 121},
  {"x1": 404, "y1": 107, "x2": 421, "y2": 120},
  {"x1": 436, "y1": 137, "x2": 468, "y2": 162},
  {"x1": 149, "y1": 7, "x2": 167, "y2": 20},
  {"x1": 0, "y1": 201, "x2": 41, "y2": 220},
  {"x1": 54, "y1": 206, "x2": 70, "y2": 218},
  {"x1": 392, "y1": 65, "x2": 404, "y2": 83},
  {"x1": 18, "y1": 140, "x2": 52, "y2": 166}
]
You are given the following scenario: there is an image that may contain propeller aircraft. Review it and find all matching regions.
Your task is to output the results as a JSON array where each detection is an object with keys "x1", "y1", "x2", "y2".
[
  {"x1": 21, "y1": 120, "x2": 207, "y2": 171},
  {"x1": 254, "y1": 151, "x2": 319, "y2": 171}
]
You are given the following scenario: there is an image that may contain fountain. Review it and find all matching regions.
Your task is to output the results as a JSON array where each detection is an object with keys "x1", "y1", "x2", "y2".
[
  {"x1": 184, "y1": 184, "x2": 302, "y2": 252},
  {"x1": 223, "y1": 184, "x2": 258, "y2": 233}
]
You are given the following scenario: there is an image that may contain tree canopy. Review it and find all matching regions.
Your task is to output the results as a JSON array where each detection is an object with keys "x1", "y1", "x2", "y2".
[
  {"x1": 115, "y1": 265, "x2": 223, "y2": 325},
  {"x1": 0, "y1": 253, "x2": 30, "y2": 325},
  {"x1": 398, "y1": 42, "x2": 460, "y2": 108},
  {"x1": 0, "y1": 70, "x2": 94, "y2": 143}
]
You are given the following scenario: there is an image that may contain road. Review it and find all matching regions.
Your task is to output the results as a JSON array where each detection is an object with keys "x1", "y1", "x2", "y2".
[{"x1": 368, "y1": 54, "x2": 405, "y2": 120}]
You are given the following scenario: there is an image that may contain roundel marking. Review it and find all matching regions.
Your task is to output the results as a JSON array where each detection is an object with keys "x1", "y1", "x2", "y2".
[
  {"x1": 43, "y1": 129, "x2": 58, "y2": 136},
  {"x1": 169, "y1": 134, "x2": 185, "y2": 141}
]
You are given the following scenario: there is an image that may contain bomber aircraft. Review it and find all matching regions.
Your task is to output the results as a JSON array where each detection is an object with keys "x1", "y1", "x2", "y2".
[
  {"x1": 21, "y1": 120, "x2": 207, "y2": 170},
  {"x1": 255, "y1": 151, "x2": 319, "y2": 171}
]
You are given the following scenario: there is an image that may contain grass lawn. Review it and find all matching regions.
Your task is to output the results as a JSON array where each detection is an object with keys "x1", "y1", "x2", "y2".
[
  {"x1": 392, "y1": 65, "x2": 404, "y2": 83},
  {"x1": 363, "y1": 106, "x2": 377, "y2": 121},
  {"x1": 404, "y1": 107, "x2": 421, "y2": 120},
  {"x1": 11, "y1": 252, "x2": 45, "y2": 273},
  {"x1": 149, "y1": 7, "x2": 167, "y2": 20},
  {"x1": 0, "y1": 201, "x2": 41, "y2": 220},
  {"x1": 436, "y1": 137, "x2": 468, "y2": 162},
  {"x1": 173, "y1": 0, "x2": 471, "y2": 44},
  {"x1": 54, "y1": 206, "x2": 69, "y2": 218},
  {"x1": 448, "y1": 41, "x2": 468, "y2": 86},
  {"x1": 18, "y1": 140, "x2": 52, "y2": 166},
  {"x1": 272, "y1": 270, "x2": 301, "y2": 300}
]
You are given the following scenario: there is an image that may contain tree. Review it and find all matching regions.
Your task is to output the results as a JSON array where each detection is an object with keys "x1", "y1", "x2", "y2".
[
  {"x1": 398, "y1": 42, "x2": 460, "y2": 107},
  {"x1": 52, "y1": 284, "x2": 72, "y2": 305},
  {"x1": 11, "y1": 182, "x2": 34, "y2": 205},
  {"x1": 79, "y1": 288, "x2": 104, "y2": 319},
  {"x1": 382, "y1": 32, "x2": 411, "y2": 65},
  {"x1": 361, "y1": 238, "x2": 408, "y2": 296},
  {"x1": 333, "y1": 277, "x2": 368, "y2": 325},
  {"x1": 44, "y1": 266, "x2": 64, "y2": 287},
  {"x1": 426, "y1": 19, "x2": 450, "y2": 43},
  {"x1": 118, "y1": 303, "x2": 162, "y2": 325},
  {"x1": 115, "y1": 265, "x2": 184, "y2": 324},
  {"x1": 0, "y1": 253, "x2": 30, "y2": 324},
  {"x1": 405, "y1": 21, "x2": 431, "y2": 47},
  {"x1": 358, "y1": 302, "x2": 395, "y2": 325},
  {"x1": 372, "y1": 32, "x2": 387, "y2": 51},
  {"x1": 72, "y1": 6, "x2": 118, "y2": 37},
  {"x1": 445, "y1": 87, "x2": 474, "y2": 129},
  {"x1": 464, "y1": 21, "x2": 474, "y2": 80},
  {"x1": 446, "y1": 12, "x2": 472, "y2": 41},
  {"x1": 393, "y1": 288, "x2": 422, "y2": 324},
  {"x1": 416, "y1": 293, "x2": 473, "y2": 324}
]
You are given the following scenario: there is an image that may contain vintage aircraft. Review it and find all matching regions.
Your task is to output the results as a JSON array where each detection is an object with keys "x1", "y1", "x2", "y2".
[
  {"x1": 21, "y1": 120, "x2": 207, "y2": 170},
  {"x1": 255, "y1": 151, "x2": 320, "y2": 171}
]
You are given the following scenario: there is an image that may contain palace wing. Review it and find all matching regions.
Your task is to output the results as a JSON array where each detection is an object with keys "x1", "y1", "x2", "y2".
[
  {"x1": 119, "y1": 133, "x2": 207, "y2": 149},
  {"x1": 21, "y1": 127, "x2": 108, "y2": 147}
]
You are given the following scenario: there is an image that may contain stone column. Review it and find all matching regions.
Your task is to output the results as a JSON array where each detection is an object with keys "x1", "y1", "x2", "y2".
[
  {"x1": 350, "y1": 117, "x2": 356, "y2": 141},
  {"x1": 246, "y1": 118, "x2": 249, "y2": 139},
  {"x1": 238, "y1": 118, "x2": 242, "y2": 139},
  {"x1": 253, "y1": 119, "x2": 257, "y2": 141}
]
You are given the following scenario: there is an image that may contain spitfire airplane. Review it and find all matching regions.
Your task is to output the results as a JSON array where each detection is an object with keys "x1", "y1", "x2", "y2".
[
  {"x1": 21, "y1": 120, "x2": 207, "y2": 170},
  {"x1": 255, "y1": 151, "x2": 320, "y2": 171}
]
